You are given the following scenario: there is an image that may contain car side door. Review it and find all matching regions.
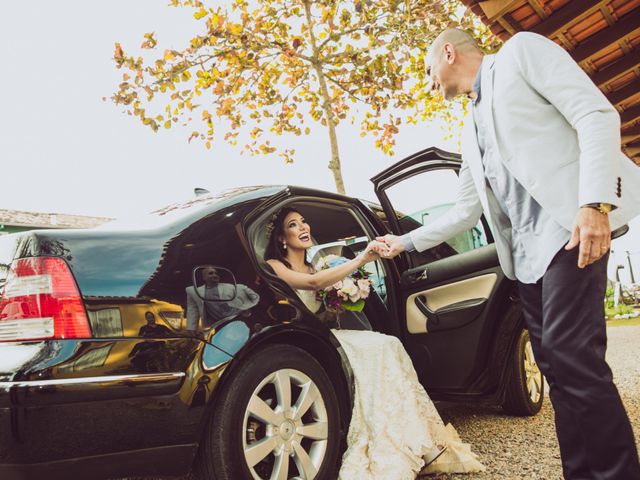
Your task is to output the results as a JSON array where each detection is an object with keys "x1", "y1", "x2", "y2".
[{"x1": 372, "y1": 148, "x2": 517, "y2": 398}]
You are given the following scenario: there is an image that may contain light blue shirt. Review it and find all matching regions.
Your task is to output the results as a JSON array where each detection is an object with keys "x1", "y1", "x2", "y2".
[{"x1": 402, "y1": 59, "x2": 570, "y2": 284}]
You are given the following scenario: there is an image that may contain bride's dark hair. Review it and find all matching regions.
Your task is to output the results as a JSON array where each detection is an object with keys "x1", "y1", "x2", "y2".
[{"x1": 264, "y1": 206, "x2": 312, "y2": 270}]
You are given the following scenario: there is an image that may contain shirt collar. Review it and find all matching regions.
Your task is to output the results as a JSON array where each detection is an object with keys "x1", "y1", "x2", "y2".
[{"x1": 471, "y1": 59, "x2": 483, "y2": 105}]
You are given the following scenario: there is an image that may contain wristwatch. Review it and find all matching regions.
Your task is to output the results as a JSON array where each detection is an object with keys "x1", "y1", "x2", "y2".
[{"x1": 583, "y1": 203, "x2": 613, "y2": 215}]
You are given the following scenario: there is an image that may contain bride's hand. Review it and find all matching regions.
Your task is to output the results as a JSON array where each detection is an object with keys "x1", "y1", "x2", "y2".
[{"x1": 358, "y1": 240, "x2": 386, "y2": 264}]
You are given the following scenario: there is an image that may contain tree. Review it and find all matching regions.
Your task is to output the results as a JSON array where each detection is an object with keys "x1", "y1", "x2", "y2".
[{"x1": 112, "y1": 0, "x2": 493, "y2": 194}]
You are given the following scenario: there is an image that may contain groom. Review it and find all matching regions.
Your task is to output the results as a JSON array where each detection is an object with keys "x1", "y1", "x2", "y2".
[{"x1": 378, "y1": 29, "x2": 640, "y2": 479}]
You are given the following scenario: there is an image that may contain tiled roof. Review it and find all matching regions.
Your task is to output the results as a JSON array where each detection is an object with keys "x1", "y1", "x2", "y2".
[
  {"x1": 0, "y1": 208, "x2": 113, "y2": 229},
  {"x1": 460, "y1": 0, "x2": 640, "y2": 165}
]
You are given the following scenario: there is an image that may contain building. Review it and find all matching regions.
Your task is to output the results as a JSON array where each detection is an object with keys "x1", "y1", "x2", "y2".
[
  {"x1": 0, "y1": 209, "x2": 113, "y2": 235},
  {"x1": 460, "y1": 0, "x2": 640, "y2": 165}
]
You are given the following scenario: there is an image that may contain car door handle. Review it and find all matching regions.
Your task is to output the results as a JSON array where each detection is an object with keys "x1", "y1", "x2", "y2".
[
  {"x1": 414, "y1": 295, "x2": 438, "y2": 326},
  {"x1": 401, "y1": 267, "x2": 428, "y2": 286}
]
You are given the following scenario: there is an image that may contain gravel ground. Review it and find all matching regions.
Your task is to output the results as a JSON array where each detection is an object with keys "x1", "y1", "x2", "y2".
[{"x1": 420, "y1": 324, "x2": 640, "y2": 480}]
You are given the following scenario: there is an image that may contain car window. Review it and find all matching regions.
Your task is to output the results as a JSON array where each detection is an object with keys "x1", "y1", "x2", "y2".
[{"x1": 383, "y1": 168, "x2": 489, "y2": 265}]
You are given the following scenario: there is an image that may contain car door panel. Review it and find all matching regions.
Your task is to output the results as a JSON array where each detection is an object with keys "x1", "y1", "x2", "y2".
[
  {"x1": 403, "y1": 266, "x2": 511, "y2": 393},
  {"x1": 405, "y1": 273, "x2": 498, "y2": 334}
]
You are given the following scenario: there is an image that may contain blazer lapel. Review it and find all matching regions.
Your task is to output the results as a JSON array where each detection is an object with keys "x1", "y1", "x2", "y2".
[
  {"x1": 462, "y1": 116, "x2": 484, "y2": 190},
  {"x1": 479, "y1": 55, "x2": 501, "y2": 154},
  {"x1": 462, "y1": 59, "x2": 489, "y2": 210}
]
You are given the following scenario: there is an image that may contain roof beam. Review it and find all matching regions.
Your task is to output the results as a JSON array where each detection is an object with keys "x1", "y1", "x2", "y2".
[
  {"x1": 607, "y1": 78, "x2": 640, "y2": 106},
  {"x1": 571, "y1": 9, "x2": 640, "y2": 63},
  {"x1": 526, "y1": 0, "x2": 548, "y2": 20},
  {"x1": 622, "y1": 125, "x2": 640, "y2": 145},
  {"x1": 590, "y1": 49, "x2": 640, "y2": 86},
  {"x1": 621, "y1": 105, "x2": 640, "y2": 127},
  {"x1": 532, "y1": 0, "x2": 605, "y2": 38},
  {"x1": 497, "y1": 12, "x2": 522, "y2": 35},
  {"x1": 625, "y1": 146, "x2": 640, "y2": 157},
  {"x1": 607, "y1": 78, "x2": 640, "y2": 105},
  {"x1": 478, "y1": 0, "x2": 523, "y2": 22}
]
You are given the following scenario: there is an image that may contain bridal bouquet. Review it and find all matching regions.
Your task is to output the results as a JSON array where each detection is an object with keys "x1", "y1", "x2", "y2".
[{"x1": 314, "y1": 254, "x2": 374, "y2": 313}]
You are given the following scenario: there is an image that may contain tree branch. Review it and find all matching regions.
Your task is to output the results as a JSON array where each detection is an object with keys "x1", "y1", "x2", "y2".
[{"x1": 324, "y1": 72, "x2": 364, "y2": 102}]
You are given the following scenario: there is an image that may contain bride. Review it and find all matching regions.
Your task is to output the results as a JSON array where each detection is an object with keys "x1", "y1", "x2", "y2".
[{"x1": 265, "y1": 207, "x2": 485, "y2": 479}]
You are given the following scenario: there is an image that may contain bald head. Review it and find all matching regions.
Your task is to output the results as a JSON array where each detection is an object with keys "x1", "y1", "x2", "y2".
[
  {"x1": 427, "y1": 28, "x2": 482, "y2": 66},
  {"x1": 426, "y1": 28, "x2": 484, "y2": 101}
]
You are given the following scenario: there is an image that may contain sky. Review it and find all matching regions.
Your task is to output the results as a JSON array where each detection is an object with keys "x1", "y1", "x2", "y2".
[
  {"x1": 0, "y1": 1, "x2": 459, "y2": 220},
  {"x1": 0, "y1": 1, "x2": 638, "y2": 284}
]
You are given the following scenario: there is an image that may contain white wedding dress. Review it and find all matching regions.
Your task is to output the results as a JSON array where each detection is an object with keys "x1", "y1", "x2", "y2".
[
  {"x1": 296, "y1": 289, "x2": 485, "y2": 479},
  {"x1": 332, "y1": 329, "x2": 485, "y2": 479}
]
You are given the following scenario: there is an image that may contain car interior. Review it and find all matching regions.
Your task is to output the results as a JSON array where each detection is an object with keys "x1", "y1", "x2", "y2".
[{"x1": 251, "y1": 201, "x2": 389, "y2": 332}]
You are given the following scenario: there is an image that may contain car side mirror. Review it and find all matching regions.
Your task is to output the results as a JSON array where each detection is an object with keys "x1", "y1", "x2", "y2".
[{"x1": 192, "y1": 265, "x2": 237, "y2": 302}]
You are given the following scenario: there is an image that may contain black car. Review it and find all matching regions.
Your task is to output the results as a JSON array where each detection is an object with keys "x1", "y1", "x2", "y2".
[{"x1": 0, "y1": 147, "x2": 543, "y2": 480}]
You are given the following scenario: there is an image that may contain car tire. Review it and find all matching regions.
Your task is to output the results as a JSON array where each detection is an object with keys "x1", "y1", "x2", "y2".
[
  {"x1": 194, "y1": 344, "x2": 341, "y2": 480},
  {"x1": 502, "y1": 328, "x2": 544, "y2": 416}
]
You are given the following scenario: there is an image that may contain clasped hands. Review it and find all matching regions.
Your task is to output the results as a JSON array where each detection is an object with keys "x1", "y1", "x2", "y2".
[
  {"x1": 360, "y1": 236, "x2": 405, "y2": 262},
  {"x1": 363, "y1": 206, "x2": 610, "y2": 269}
]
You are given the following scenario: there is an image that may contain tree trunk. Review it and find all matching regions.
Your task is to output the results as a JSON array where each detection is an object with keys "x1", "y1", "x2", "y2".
[
  {"x1": 314, "y1": 66, "x2": 346, "y2": 194},
  {"x1": 303, "y1": 0, "x2": 346, "y2": 195}
]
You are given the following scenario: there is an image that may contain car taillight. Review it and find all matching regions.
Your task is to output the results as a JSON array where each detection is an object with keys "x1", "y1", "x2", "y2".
[{"x1": 0, "y1": 257, "x2": 91, "y2": 342}]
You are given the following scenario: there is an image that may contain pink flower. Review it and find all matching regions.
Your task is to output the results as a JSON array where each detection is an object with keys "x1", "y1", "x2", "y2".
[
  {"x1": 341, "y1": 277, "x2": 357, "y2": 295},
  {"x1": 357, "y1": 279, "x2": 371, "y2": 299}
]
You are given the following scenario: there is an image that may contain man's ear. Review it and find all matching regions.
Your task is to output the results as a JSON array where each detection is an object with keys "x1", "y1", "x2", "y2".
[{"x1": 443, "y1": 43, "x2": 456, "y2": 64}]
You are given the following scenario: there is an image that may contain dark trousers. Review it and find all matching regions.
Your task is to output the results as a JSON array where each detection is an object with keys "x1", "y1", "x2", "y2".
[{"x1": 518, "y1": 247, "x2": 640, "y2": 480}]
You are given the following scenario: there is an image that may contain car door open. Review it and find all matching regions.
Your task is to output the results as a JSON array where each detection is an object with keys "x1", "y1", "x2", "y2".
[{"x1": 371, "y1": 147, "x2": 516, "y2": 396}]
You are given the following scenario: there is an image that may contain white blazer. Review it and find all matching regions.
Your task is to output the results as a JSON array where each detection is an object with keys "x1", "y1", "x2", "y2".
[{"x1": 409, "y1": 32, "x2": 640, "y2": 280}]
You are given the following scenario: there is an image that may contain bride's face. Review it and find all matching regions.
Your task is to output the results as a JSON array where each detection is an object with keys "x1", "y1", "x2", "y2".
[{"x1": 280, "y1": 211, "x2": 313, "y2": 251}]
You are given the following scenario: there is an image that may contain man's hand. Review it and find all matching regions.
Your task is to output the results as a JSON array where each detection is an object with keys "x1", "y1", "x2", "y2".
[
  {"x1": 375, "y1": 234, "x2": 406, "y2": 259},
  {"x1": 565, "y1": 207, "x2": 611, "y2": 268}
]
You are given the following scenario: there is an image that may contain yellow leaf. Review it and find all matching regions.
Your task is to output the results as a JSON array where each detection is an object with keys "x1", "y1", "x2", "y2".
[
  {"x1": 164, "y1": 50, "x2": 175, "y2": 61},
  {"x1": 194, "y1": 8, "x2": 208, "y2": 20},
  {"x1": 205, "y1": 141, "x2": 212, "y2": 150},
  {"x1": 164, "y1": 121, "x2": 172, "y2": 129},
  {"x1": 228, "y1": 23, "x2": 242, "y2": 35}
]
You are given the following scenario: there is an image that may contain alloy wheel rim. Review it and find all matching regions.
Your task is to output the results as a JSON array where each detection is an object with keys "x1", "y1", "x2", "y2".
[
  {"x1": 523, "y1": 340, "x2": 542, "y2": 404},
  {"x1": 242, "y1": 368, "x2": 329, "y2": 480}
]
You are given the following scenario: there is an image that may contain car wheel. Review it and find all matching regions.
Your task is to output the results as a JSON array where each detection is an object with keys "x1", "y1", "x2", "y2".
[
  {"x1": 194, "y1": 344, "x2": 341, "y2": 480},
  {"x1": 502, "y1": 328, "x2": 544, "y2": 416}
]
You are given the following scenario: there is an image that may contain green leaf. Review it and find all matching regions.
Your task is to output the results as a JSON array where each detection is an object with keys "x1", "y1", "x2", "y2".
[{"x1": 343, "y1": 299, "x2": 365, "y2": 312}]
